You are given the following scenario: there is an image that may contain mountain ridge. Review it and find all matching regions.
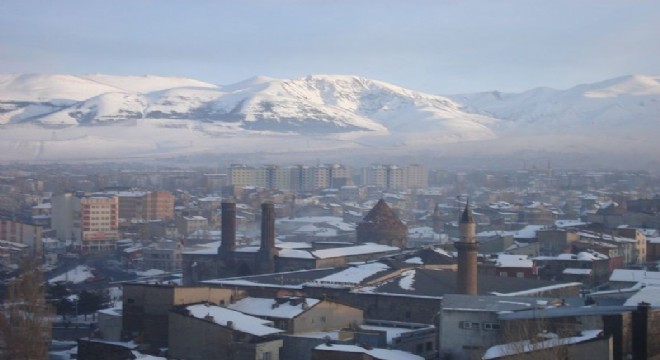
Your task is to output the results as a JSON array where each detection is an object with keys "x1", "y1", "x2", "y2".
[{"x1": 0, "y1": 73, "x2": 658, "y2": 166}]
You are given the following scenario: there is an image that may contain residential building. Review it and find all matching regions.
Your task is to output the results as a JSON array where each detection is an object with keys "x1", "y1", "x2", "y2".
[{"x1": 52, "y1": 192, "x2": 119, "y2": 252}]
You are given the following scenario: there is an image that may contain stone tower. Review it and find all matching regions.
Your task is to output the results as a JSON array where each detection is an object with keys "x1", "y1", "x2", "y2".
[
  {"x1": 455, "y1": 201, "x2": 478, "y2": 295},
  {"x1": 356, "y1": 199, "x2": 408, "y2": 248},
  {"x1": 258, "y1": 201, "x2": 278, "y2": 273}
]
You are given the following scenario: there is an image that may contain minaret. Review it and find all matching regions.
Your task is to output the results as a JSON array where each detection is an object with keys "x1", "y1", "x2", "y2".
[
  {"x1": 432, "y1": 203, "x2": 443, "y2": 234},
  {"x1": 258, "y1": 201, "x2": 277, "y2": 273},
  {"x1": 218, "y1": 199, "x2": 236, "y2": 255},
  {"x1": 455, "y1": 201, "x2": 478, "y2": 295}
]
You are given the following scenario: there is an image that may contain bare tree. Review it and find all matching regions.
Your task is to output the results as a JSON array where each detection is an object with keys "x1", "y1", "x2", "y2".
[{"x1": 0, "y1": 257, "x2": 54, "y2": 360}]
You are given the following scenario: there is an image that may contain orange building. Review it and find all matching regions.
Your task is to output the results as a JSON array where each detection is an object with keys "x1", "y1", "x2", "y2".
[{"x1": 80, "y1": 195, "x2": 119, "y2": 253}]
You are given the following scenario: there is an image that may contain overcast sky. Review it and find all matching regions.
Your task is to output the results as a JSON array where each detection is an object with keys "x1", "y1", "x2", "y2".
[{"x1": 1, "y1": 0, "x2": 659, "y2": 94}]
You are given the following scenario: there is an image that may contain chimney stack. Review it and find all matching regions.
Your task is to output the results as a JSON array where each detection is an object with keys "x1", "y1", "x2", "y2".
[
  {"x1": 219, "y1": 199, "x2": 236, "y2": 254},
  {"x1": 258, "y1": 201, "x2": 278, "y2": 273}
]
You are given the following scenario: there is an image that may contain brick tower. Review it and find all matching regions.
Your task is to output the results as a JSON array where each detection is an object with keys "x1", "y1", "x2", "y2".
[
  {"x1": 258, "y1": 201, "x2": 278, "y2": 273},
  {"x1": 455, "y1": 201, "x2": 478, "y2": 295},
  {"x1": 218, "y1": 199, "x2": 236, "y2": 256}
]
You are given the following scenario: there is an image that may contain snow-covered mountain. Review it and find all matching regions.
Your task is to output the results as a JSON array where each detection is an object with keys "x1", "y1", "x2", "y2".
[
  {"x1": 0, "y1": 73, "x2": 658, "y2": 167},
  {"x1": 447, "y1": 74, "x2": 660, "y2": 137},
  {"x1": 0, "y1": 74, "x2": 496, "y2": 137}
]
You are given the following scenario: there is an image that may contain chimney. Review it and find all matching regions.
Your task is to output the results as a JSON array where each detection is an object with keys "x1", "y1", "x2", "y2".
[
  {"x1": 260, "y1": 201, "x2": 276, "y2": 255},
  {"x1": 219, "y1": 199, "x2": 236, "y2": 254},
  {"x1": 257, "y1": 201, "x2": 278, "y2": 273}
]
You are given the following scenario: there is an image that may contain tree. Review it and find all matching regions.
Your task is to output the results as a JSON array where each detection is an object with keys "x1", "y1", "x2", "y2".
[
  {"x1": 77, "y1": 289, "x2": 110, "y2": 320},
  {"x1": 0, "y1": 257, "x2": 54, "y2": 360}
]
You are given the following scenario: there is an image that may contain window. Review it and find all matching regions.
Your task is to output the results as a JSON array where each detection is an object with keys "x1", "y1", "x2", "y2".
[
  {"x1": 262, "y1": 352, "x2": 271, "y2": 360},
  {"x1": 416, "y1": 344, "x2": 424, "y2": 354},
  {"x1": 483, "y1": 322, "x2": 501, "y2": 331},
  {"x1": 127, "y1": 298, "x2": 135, "y2": 304},
  {"x1": 426, "y1": 342, "x2": 433, "y2": 351},
  {"x1": 459, "y1": 321, "x2": 480, "y2": 330}
]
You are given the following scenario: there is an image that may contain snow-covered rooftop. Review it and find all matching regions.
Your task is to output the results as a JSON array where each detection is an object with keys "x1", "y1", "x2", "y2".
[
  {"x1": 311, "y1": 243, "x2": 399, "y2": 259},
  {"x1": 185, "y1": 304, "x2": 283, "y2": 336},
  {"x1": 483, "y1": 330, "x2": 604, "y2": 359},
  {"x1": 513, "y1": 225, "x2": 546, "y2": 239},
  {"x1": 623, "y1": 287, "x2": 660, "y2": 306},
  {"x1": 227, "y1": 297, "x2": 320, "y2": 319},
  {"x1": 495, "y1": 254, "x2": 533, "y2": 268},
  {"x1": 562, "y1": 268, "x2": 592, "y2": 275},
  {"x1": 309, "y1": 262, "x2": 390, "y2": 287},
  {"x1": 314, "y1": 344, "x2": 423, "y2": 360},
  {"x1": 609, "y1": 269, "x2": 660, "y2": 283}
]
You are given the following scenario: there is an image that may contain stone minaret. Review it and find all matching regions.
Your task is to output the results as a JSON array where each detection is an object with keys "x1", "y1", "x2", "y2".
[
  {"x1": 258, "y1": 201, "x2": 277, "y2": 273},
  {"x1": 455, "y1": 201, "x2": 478, "y2": 295},
  {"x1": 218, "y1": 199, "x2": 236, "y2": 255}
]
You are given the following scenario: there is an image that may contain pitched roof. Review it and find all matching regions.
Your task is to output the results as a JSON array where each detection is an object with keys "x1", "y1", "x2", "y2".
[
  {"x1": 362, "y1": 199, "x2": 404, "y2": 226},
  {"x1": 183, "y1": 303, "x2": 283, "y2": 336}
]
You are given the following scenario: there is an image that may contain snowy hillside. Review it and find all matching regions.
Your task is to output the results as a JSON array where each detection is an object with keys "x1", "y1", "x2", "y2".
[
  {"x1": 0, "y1": 73, "x2": 658, "y2": 166},
  {"x1": 0, "y1": 73, "x2": 497, "y2": 137},
  {"x1": 448, "y1": 74, "x2": 660, "y2": 137}
]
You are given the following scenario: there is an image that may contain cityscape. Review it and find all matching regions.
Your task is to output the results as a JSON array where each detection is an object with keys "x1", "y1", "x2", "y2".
[
  {"x1": 1, "y1": 162, "x2": 660, "y2": 359},
  {"x1": 2, "y1": 1, "x2": 660, "y2": 359}
]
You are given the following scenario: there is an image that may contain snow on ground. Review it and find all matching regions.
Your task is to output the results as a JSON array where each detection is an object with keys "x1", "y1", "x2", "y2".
[{"x1": 48, "y1": 265, "x2": 93, "y2": 284}]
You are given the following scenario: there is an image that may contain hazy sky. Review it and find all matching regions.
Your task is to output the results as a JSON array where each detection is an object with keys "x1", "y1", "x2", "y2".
[{"x1": 1, "y1": 1, "x2": 659, "y2": 93}]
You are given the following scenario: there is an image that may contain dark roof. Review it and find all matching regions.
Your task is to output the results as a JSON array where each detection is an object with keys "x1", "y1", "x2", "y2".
[
  {"x1": 364, "y1": 269, "x2": 576, "y2": 298},
  {"x1": 497, "y1": 305, "x2": 634, "y2": 320},
  {"x1": 362, "y1": 199, "x2": 404, "y2": 226}
]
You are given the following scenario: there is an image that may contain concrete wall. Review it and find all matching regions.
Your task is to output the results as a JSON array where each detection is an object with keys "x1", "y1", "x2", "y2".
[
  {"x1": 168, "y1": 311, "x2": 282, "y2": 360},
  {"x1": 122, "y1": 284, "x2": 240, "y2": 346},
  {"x1": 282, "y1": 336, "x2": 337, "y2": 360},
  {"x1": 303, "y1": 287, "x2": 442, "y2": 325},
  {"x1": 293, "y1": 301, "x2": 363, "y2": 334},
  {"x1": 76, "y1": 339, "x2": 134, "y2": 360},
  {"x1": 440, "y1": 310, "x2": 501, "y2": 360},
  {"x1": 97, "y1": 311, "x2": 122, "y2": 341}
]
